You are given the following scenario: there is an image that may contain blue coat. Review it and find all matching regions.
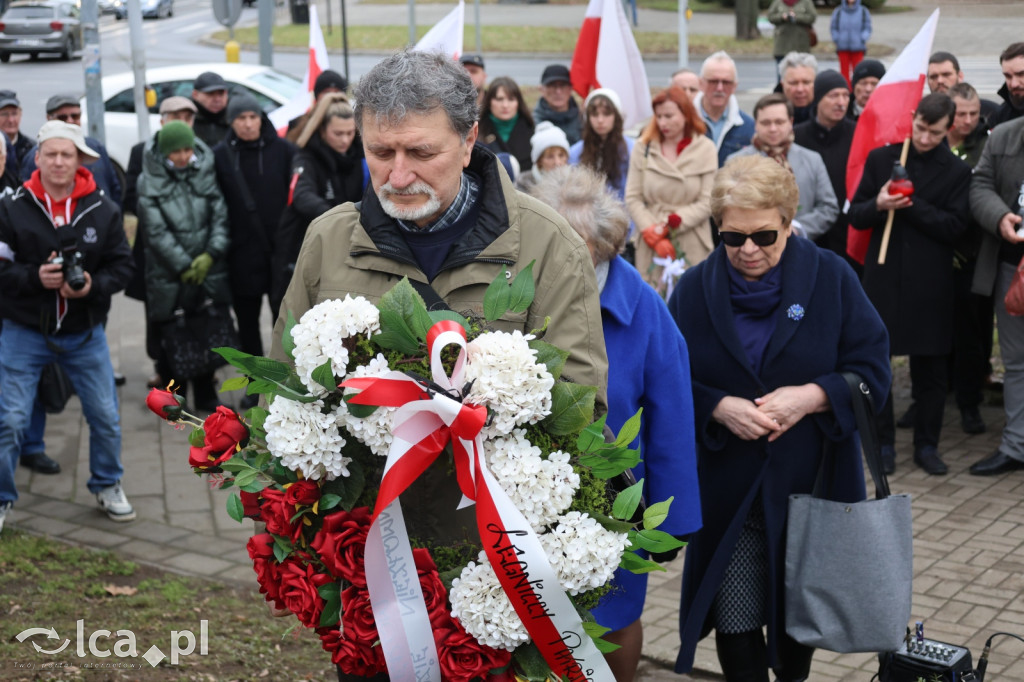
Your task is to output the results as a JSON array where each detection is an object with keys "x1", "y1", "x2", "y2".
[
  {"x1": 830, "y1": 0, "x2": 872, "y2": 52},
  {"x1": 667, "y1": 236, "x2": 890, "y2": 671},
  {"x1": 590, "y1": 257, "x2": 702, "y2": 631}
]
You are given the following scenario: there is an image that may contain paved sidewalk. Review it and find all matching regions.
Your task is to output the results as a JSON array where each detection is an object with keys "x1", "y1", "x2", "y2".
[{"x1": 9, "y1": 293, "x2": 1024, "y2": 679}]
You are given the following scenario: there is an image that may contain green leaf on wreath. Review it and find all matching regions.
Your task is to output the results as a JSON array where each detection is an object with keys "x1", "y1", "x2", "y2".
[
  {"x1": 312, "y1": 359, "x2": 337, "y2": 393},
  {"x1": 343, "y1": 393, "x2": 379, "y2": 419},
  {"x1": 246, "y1": 379, "x2": 276, "y2": 395},
  {"x1": 589, "y1": 510, "x2": 636, "y2": 533},
  {"x1": 483, "y1": 267, "x2": 512, "y2": 321},
  {"x1": 245, "y1": 406, "x2": 268, "y2": 433},
  {"x1": 188, "y1": 428, "x2": 206, "y2": 448},
  {"x1": 578, "y1": 446, "x2": 641, "y2": 479},
  {"x1": 220, "y1": 376, "x2": 249, "y2": 393},
  {"x1": 318, "y1": 582, "x2": 341, "y2": 628},
  {"x1": 213, "y1": 346, "x2": 255, "y2": 370},
  {"x1": 319, "y1": 493, "x2": 342, "y2": 511},
  {"x1": 511, "y1": 642, "x2": 555, "y2": 681},
  {"x1": 282, "y1": 310, "x2": 298, "y2": 361},
  {"x1": 612, "y1": 478, "x2": 644, "y2": 520},
  {"x1": 373, "y1": 309, "x2": 422, "y2": 355},
  {"x1": 619, "y1": 550, "x2": 665, "y2": 574},
  {"x1": 507, "y1": 260, "x2": 536, "y2": 313},
  {"x1": 226, "y1": 494, "x2": 244, "y2": 523},
  {"x1": 321, "y1": 462, "x2": 365, "y2": 512},
  {"x1": 234, "y1": 469, "x2": 259, "y2": 489},
  {"x1": 244, "y1": 356, "x2": 295, "y2": 383},
  {"x1": 218, "y1": 460, "x2": 250, "y2": 473},
  {"x1": 529, "y1": 339, "x2": 569, "y2": 382},
  {"x1": 642, "y1": 497, "x2": 673, "y2": 530},
  {"x1": 378, "y1": 278, "x2": 433, "y2": 341},
  {"x1": 541, "y1": 382, "x2": 597, "y2": 436},
  {"x1": 427, "y1": 309, "x2": 470, "y2": 332},
  {"x1": 576, "y1": 414, "x2": 607, "y2": 453},
  {"x1": 582, "y1": 621, "x2": 621, "y2": 653},
  {"x1": 628, "y1": 528, "x2": 685, "y2": 553},
  {"x1": 272, "y1": 535, "x2": 292, "y2": 563},
  {"x1": 612, "y1": 408, "x2": 643, "y2": 449}
]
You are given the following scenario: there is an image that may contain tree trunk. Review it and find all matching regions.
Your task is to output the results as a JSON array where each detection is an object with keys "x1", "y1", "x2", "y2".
[{"x1": 735, "y1": 0, "x2": 761, "y2": 41}]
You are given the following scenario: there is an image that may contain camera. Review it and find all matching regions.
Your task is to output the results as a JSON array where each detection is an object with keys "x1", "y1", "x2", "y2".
[{"x1": 52, "y1": 240, "x2": 87, "y2": 292}]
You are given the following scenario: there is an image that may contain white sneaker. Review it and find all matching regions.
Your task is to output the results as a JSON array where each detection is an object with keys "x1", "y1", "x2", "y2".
[
  {"x1": 96, "y1": 483, "x2": 136, "y2": 522},
  {"x1": 0, "y1": 502, "x2": 11, "y2": 534}
]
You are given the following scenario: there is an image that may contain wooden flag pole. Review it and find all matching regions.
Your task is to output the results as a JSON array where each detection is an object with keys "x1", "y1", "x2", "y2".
[{"x1": 877, "y1": 136, "x2": 912, "y2": 265}]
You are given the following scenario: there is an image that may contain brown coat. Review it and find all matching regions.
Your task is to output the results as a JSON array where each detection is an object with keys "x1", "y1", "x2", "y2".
[{"x1": 625, "y1": 133, "x2": 718, "y2": 287}]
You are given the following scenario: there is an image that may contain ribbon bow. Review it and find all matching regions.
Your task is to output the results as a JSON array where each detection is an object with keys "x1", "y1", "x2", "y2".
[{"x1": 653, "y1": 255, "x2": 687, "y2": 299}]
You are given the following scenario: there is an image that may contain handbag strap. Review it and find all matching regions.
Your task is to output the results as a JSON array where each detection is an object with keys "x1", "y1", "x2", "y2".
[{"x1": 840, "y1": 371, "x2": 891, "y2": 500}]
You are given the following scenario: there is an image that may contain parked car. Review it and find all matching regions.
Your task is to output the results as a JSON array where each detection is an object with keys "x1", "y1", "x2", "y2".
[
  {"x1": 0, "y1": 0, "x2": 81, "y2": 62},
  {"x1": 97, "y1": 0, "x2": 120, "y2": 15},
  {"x1": 81, "y1": 63, "x2": 303, "y2": 174},
  {"x1": 113, "y1": 0, "x2": 173, "y2": 20}
]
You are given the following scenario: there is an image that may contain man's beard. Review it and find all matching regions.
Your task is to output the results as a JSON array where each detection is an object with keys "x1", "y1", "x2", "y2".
[{"x1": 377, "y1": 181, "x2": 442, "y2": 224}]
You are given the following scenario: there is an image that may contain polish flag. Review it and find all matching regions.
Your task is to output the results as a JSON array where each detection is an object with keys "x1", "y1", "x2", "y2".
[
  {"x1": 845, "y1": 9, "x2": 939, "y2": 263},
  {"x1": 269, "y1": 4, "x2": 331, "y2": 134},
  {"x1": 570, "y1": 0, "x2": 652, "y2": 130},
  {"x1": 414, "y1": 1, "x2": 465, "y2": 60}
]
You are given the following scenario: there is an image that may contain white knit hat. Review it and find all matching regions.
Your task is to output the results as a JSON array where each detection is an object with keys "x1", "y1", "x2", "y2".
[
  {"x1": 530, "y1": 121, "x2": 570, "y2": 165},
  {"x1": 583, "y1": 87, "x2": 623, "y2": 116}
]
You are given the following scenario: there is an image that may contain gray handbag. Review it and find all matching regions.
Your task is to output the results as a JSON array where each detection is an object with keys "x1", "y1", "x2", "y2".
[{"x1": 784, "y1": 372, "x2": 913, "y2": 654}]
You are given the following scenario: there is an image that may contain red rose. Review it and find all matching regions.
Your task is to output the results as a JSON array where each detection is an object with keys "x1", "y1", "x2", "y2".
[
  {"x1": 666, "y1": 213, "x2": 682, "y2": 230},
  {"x1": 145, "y1": 387, "x2": 184, "y2": 421},
  {"x1": 246, "y1": 533, "x2": 285, "y2": 609},
  {"x1": 239, "y1": 490, "x2": 262, "y2": 519},
  {"x1": 203, "y1": 406, "x2": 249, "y2": 454},
  {"x1": 284, "y1": 479, "x2": 320, "y2": 507},
  {"x1": 260, "y1": 488, "x2": 303, "y2": 544},
  {"x1": 278, "y1": 558, "x2": 333, "y2": 628},
  {"x1": 188, "y1": 444, "x2": 234, "y2": 471},
  {"x1": 310, "y1": 507, "x2": 371, "y2": 585},
  {"x1": 413, "y1": 548, "x2": 451, "y2": 628},
  {"x1": 332, "y1": 633, "x2": 387, "y2": 677},
  {"x1": 341, "y1": 585, "x2": 380, "y2": 644},
  {"x1": 435, "y1": 619, "x2": 512, "y2": 682}
]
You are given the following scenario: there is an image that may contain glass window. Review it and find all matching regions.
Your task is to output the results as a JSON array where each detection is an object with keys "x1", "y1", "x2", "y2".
[{"x1": 3, "y1": 6, "x2": 56, "y2": 19}]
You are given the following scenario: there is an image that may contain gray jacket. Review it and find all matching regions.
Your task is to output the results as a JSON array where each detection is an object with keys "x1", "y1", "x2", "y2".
[
  {"x1": 970, "y1": 117, "x2": 1024, "y2": 296},
  {"x1": 727, "y1": 143, "x2": 839, "y2": 240}
]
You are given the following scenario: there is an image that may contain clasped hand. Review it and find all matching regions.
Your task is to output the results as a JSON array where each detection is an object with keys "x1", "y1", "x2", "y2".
[
  {"x1": 875, "y1": 180, "x2": 913, "y2": 212},
  {"x1": 38, "y1": 250, "x2": 92, "y2": 298},
  {"x1": 712, "y1": 384, "x2": 828, "y2": 443}
]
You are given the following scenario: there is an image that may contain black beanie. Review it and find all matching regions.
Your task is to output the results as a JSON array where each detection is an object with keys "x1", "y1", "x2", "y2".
[
  {"x1": 851, "y1": 59, "x2": 886, "y2": 89},
  {"x1": 226, "y1": 93, "x2": 261, "y2": 123},
  {"x1": 814, "y1": 69, "x2": 850, "y2": 105},
  {"x1": 314, "y1": 70, "x2": 348, "y2": 98}
]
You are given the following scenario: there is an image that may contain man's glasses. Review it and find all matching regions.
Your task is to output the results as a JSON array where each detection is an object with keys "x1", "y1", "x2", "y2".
[
  {"x1": 53, "y1": 112, "x2": 82, "y2": 122},
  {"x1": 706, "y1": 79, "x2": 736, "y2": 89},
  {"x1": 719, "y1": 230, "x2": 780, "y2": 247}
]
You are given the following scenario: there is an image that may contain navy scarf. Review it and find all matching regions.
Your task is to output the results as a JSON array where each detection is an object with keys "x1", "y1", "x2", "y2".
[{"x1": 726, "y1": 255, "x2": 784, "y2": 374}]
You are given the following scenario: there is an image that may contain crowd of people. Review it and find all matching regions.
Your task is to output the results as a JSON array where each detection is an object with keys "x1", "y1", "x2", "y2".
[{"x1": 0, "y1": 29, "x2": 1024, "y2": 682}]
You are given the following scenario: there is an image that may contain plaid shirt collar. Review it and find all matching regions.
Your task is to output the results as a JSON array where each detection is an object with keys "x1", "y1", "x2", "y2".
[{"x1": 397, "y1": 173, "x2": 480, "y2": 233}]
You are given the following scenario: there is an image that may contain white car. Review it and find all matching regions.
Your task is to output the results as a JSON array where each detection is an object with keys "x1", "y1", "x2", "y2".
[{"x1": 81, "y1": 63, "x2": 302, "y2": 174}]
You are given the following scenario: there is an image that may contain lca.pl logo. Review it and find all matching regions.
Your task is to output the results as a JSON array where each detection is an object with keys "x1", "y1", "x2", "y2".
[{"x1": 16, "y1": 620, "x2": 209, "y2": 668}]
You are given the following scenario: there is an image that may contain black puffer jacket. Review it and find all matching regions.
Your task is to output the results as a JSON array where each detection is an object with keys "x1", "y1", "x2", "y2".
[
  {"x1": 213, "y1": 113, "x2": 296, "y2": 294},
  {"x1": 192, "y1": 99, "x2": 230, "y2": 149}
]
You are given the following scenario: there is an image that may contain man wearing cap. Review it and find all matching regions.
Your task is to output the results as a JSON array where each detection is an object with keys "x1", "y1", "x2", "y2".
[
  {"x1": 20, "y1": 95, "x2": 122, "y2": 207},
  {"x1": 692, "y1": 51, "x2": 755, "y2": 167},
  {"x1": 192, "y1": 71, "x2": 231, "y2": 148},
  {"x1": 0, "y1": 91, "x2": 32, "y2": 169},
  {"x1": 214, "y1": 95, "x2": 295, "y2": 405},
  {"x1": 460, "y1": 54, "x2": 487, "y2": 107},
  {"x1": 794, "y1": 69, "x2": 858, "y2": 263},
  {"x1": 0, "y1": 121, "x2": 136, "y2": 533},
  {"x1": 285, "y1": 69, "x2": 349, "y2": 144},
  {"x1": 847, "y1": 58, "x2": 884, "y2": 120},
  {"x1": 533, "y1": 64, "x2": 583, "y2": 146}
]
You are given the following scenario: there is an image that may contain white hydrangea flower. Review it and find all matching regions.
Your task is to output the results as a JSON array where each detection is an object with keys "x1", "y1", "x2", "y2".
[
  {"x1": 264, "y1": 397, "x2": 351, "y2": 480},
  {"x1": 539, "y1": 511, "x2": 630, "y2": 595},
  {"x1": 463, "y1": 330, "x2": 554, "y2": 437},
  {"x1": 485, "y1": 429, "x2": 579, "y2": 530},
  {"x1": 338, "y1": 353, "x2": 395, "y2": 457},
  {"x1": 449, "y1": 554, "x2": 529, "y2": 651},
  {"x1": 291, "y1": 296, "x2": 380, "y2": 396}
]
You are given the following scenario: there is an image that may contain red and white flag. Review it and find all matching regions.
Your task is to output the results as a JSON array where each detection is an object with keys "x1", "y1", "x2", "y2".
[
  {"x1": 845, "y1": 8, "x2": 939, "y2": 263},
  {"x1": 269, "y1": 4, "x2": 331, "y2": 134},
  {"x1": 570, "y1": 0, "x2": 652, "y2": 130},
  {"x1": 414, "y1": 1, "x2": 464, "y2": 60}
]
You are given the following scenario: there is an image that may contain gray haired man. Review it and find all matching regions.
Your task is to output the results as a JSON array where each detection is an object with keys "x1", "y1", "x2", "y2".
[{"x1": 779, "y1": 52, "x2": 819, "y2": 125}]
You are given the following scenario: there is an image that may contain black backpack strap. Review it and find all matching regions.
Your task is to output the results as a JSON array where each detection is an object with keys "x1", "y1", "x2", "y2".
[{"x1": 409, "y1": 278, "x2": 450, "y2": 312}]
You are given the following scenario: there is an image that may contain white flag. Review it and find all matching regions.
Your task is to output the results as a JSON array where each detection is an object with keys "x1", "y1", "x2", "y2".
[
  {"x1": 413, "y1": 1, "x2": 464, "y2": 60},
  {"x1": 269, "y1": 4, "x2": 331, "y2": 133}
]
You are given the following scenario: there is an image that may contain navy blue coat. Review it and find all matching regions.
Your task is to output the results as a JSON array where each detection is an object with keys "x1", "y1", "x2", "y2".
[{"x1": 668, "y1": 236, "x2": 890, "y2": 671}]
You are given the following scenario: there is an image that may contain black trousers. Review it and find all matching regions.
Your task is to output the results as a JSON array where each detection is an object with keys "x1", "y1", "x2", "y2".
[
  {"x1": 715, "y1": 629, "x2": 814, "y2": 682},
  {"x1": 878, "y1": 354, "x2": 948, "y2": 449},
  {"x1": 232, "y1": 294, "x2": 278, "y2": 358},
  {"x1": 952, "y1": 260, "x2": 995, "y2": 411}
]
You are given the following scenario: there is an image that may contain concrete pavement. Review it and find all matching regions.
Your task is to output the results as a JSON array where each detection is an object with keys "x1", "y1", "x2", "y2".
[{"x1": 8, "y1": 292, "x2": 1024, "y2": 679}]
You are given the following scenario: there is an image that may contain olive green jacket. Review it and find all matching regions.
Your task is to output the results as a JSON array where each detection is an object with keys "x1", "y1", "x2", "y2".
[{"x1": 767, "y1": 0, "x2": 817, "y2": 57}]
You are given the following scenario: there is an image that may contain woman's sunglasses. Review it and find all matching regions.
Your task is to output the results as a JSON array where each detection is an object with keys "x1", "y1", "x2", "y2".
[{"x1": 719, "y1": 230, "x2": 780, "y2": 247}]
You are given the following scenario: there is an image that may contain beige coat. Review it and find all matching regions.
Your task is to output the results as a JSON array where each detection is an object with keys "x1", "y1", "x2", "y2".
[{"x1": 625, "y1": 134, "x2": 718, "y2": 288}]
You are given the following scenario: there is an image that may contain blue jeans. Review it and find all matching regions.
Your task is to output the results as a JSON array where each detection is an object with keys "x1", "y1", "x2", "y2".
[{"x1": 0, "y1": 321, "x2": 123, "y2": 504}]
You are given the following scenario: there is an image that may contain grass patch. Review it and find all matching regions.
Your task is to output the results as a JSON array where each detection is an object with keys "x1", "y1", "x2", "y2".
[{"x1": 0, "y1": 531, "x2": 333, "y2": 679}]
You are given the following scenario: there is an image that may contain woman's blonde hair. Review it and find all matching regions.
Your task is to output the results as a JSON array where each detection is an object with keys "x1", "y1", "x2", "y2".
[
  {"x1": 711, "y1": 155, "x2": 799, "y2": 226},
  {"x1": 296, "y1": 92, "x2": 354, "y2": 148}
]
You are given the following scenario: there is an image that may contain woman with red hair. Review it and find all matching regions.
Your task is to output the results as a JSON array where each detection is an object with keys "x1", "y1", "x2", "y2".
[{"x1": 625, "y1": 86, "x2": 718, "y2": 290}]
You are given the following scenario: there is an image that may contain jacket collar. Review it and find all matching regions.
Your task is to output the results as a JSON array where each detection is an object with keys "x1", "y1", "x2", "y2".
[
  {"x1": 600, "y1": 257, "x2": 638, "y2": 326},
  {"x1": 694, "y1": 92, "x2": 745, "y2": 129}
]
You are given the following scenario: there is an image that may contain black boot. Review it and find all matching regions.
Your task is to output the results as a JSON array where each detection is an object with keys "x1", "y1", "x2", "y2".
[
  {"x1": 773, "y1": 632, "x2": 814, "y2": 682},
  {"x1": 716, "y1": 630, "x2": 770, "y2": 682}
]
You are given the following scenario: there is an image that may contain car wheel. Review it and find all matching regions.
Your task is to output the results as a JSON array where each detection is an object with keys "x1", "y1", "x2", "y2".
[
  {"x1": 29, "y1": 52, "x2": 39, "y2": 60},
  {"x1": 61, "y1": 37, "x2": 73, "y2": 60},
  {"x1": 0, "y1": 52, "x2": 9, "y2": 63}
]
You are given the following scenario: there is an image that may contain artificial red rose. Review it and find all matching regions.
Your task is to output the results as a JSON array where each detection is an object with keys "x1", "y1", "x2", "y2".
[
  {"x1": 310, "y1": 507, "x2": 371, "y2": 584},
  {"x1": 413, "y1": 548, "x2": 451, "y2": 628},
  {"x1": 434, "y1": 619, "x2": 512, "y2": 682},
  {"x1": 203, "y1": 405, "x2": 249, "y2": 454},
  {"x1": 278, "y1": 558, "x2": 333, "y2": 628},
  {"x1": 188, "y1": 444, "x2": 234, "y2": 471},
  {"x1": 332, "y1": 633, "x2": 387, "y2": 677},
  {"x1": 317, "y1": 626, "x2": 343, "y2": 656},
  {"x1": 666, "y1": 213, "x2": 682, "y2": 230},
  {"x1": 239, "y1": 490, "x2": 262, "y2": 519},
  {"x1": 341, "y1": 585, "x2": 380, "y2": 645},
  {"x1": 145, "y1": 387, "x2": 184, "y2": 421},
  {"x1": 260, "y1": 488, "x2": 303, "y2": 544},
  {"x1": 246, "y1": 533, "x2": 285, "y2": 609},
  {"x1": 284, "y1": 479, "x2": 320, "y2": 507}
]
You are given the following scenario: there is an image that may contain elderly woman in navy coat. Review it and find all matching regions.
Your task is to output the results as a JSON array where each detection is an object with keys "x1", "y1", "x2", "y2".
[
  {"x1": 530, "y1": 165, "x2": 702, "y2": 682},
  {"x1": 668, "y1": 155, "x2": 890, "y2": 681}
]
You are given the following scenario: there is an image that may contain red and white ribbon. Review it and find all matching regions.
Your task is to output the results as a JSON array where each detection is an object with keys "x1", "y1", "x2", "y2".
[{"x1": 342, "y1": 321, "x2": 613, "y2": 682}]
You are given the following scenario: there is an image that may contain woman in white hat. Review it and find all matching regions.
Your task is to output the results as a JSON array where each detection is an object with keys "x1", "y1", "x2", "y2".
[
  {"x1": 516, "y1": 121, "x2": 570, "y2": 193},
  {"x1": 569, "y1": 88, "x2": 634, "y2": 203}
]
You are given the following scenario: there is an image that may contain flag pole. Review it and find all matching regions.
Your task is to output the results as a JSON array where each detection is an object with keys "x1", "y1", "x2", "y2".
[{"x1": 877, "y1": 136, "x2": 911, "y2": 265}]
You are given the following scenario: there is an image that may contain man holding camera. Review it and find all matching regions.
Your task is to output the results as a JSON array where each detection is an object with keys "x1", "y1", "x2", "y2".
[{"x1": 0, "y1": 121, "x2": 135, "y2": 533}]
